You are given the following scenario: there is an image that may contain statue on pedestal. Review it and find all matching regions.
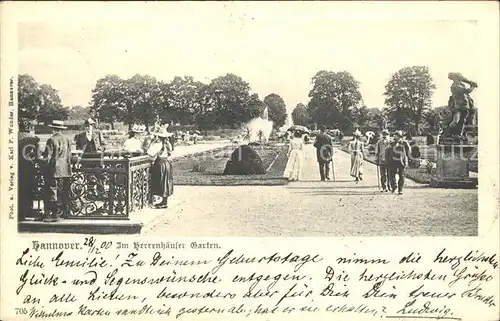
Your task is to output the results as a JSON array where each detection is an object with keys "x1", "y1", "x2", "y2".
[{"x1": 442, "y1": 72, "x2": 477, "y2": 143}]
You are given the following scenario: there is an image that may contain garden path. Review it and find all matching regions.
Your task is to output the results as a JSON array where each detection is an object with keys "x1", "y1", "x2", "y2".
[{"x1": 144, "y1": 144, "x2": 478, "y2": 236}]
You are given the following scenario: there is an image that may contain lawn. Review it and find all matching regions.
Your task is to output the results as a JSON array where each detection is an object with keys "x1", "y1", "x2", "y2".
[{"x1": 171, "y1": 143, "x2": 289, "y2": 186}]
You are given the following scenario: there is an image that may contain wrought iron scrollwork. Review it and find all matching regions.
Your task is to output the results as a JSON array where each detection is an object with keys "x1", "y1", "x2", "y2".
[{"x1": 29, "y1": 152, "x2": 153, "y2": 220}]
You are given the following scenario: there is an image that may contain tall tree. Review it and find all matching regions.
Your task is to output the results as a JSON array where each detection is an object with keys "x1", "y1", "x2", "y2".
[
  {"x1": 307, "y1": 70, "x2": 363, "y2": 131},
  {"x1": 123, "y1": 74, "x2": 163, "y2": 132},
  {"x1": 291, "y1": 103, "x2": 310, "y2": 126},
  {"x1": 18, "y1": 74, "x2": 42, "y2": 125},
  {"x1": 166, "y1": 76, "x2": 206, "y2": 125},
  {"x1": 263, "y1": 93, "x2": 287, "y2": 128},
  {"x1": 383, "y1": 66, "x2": 436, "y2": 132},
  {"x1": 90, "y1": 75, "x2": 128, "y2": 130},
  {"x1": 209, "y1": 74, "x2": 260, "y2": 128},
  {"x1": 37, "y1": 84, "x2": 68, "y2": 125}
]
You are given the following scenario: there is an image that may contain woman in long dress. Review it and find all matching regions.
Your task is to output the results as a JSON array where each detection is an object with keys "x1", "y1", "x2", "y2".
[
  {"x1": 283, "y1": 131, "x2": 304, "y2": 181},
  {"x1": 348, "y1": 129, "x2": 365, "y2": 182},
  {"x1": 147, "y1": 128, "x2": 174, "y2": 209}
]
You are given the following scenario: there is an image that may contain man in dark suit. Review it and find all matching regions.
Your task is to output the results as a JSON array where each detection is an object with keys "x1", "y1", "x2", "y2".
[
  {"x1": 18, "y1": 120, "x2": 41, "y2": 221},
  {"x1": 386, "y1": 130, "x2": 411, "y2": 195},
  {"x1": 74, "y1": 118, "x2": 106, "y2": 198},
  {"x1": 313, "y1": 125, "x2": 333, "y2": 181},
  {"x1": 41, "y1": 120, "x2": 73, "y2": 222},
  {"x1": 74, "y1": 118, "x2": 106, "y2": 154}
]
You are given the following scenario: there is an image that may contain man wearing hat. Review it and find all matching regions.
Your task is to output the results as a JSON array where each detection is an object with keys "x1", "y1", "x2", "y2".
[
  {"x1": 386, "y1": 130, "x2": 411, "y2": 195},
  {"x1": 74, "y1": 118, "x2": 106, "y2": 154},
  {"x1": 40, "y1": 120, "x2": 72, "y2": 221},
  {"x1": 18, "y1": 120, "x2": 41, "y2": 221},
  {"x1": 313, "y1": 125, "x2": 333, "y2": 181},
  {"x1": 375, "y1": 129, "x2": 391, "y2": 192}
]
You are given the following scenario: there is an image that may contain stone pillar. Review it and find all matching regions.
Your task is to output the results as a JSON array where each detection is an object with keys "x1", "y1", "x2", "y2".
[{"x1": 431, "y1": 144, "x2": 477, "y2": 188}]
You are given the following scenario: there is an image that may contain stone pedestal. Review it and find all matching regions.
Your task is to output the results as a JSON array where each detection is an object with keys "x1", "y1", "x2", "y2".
[{"x1": 431, "y1": 144, "x2": 477, "y2": 188}]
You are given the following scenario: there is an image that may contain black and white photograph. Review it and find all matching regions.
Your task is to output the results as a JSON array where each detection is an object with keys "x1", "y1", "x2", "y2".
[{"x1": 16, "y1": 8, "x2": 479, "y2": 236}]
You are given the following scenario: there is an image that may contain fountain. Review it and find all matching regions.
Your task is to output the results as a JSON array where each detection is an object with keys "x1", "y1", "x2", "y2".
[{"x1": 245, "y1": 106, "x2": 274, "y2": 144}]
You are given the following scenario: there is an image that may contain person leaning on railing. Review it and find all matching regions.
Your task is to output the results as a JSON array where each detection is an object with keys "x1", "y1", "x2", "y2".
[
  {"x1": 74, "y1": 118, "x2": 106, "y2": 155},
  {"x1": 39, "y1": 120, "x2": 73, "y2": 222},
  {"x1": 147, "y1": 128, "x2": 174, "y2": 209},
  {"x1": 123, "y1": 124, "x2": 145, "y2": 153}
]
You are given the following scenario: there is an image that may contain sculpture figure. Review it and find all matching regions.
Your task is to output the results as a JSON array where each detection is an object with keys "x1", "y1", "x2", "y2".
[{"x1": 443, "y1": 72, "x2": 477, "y2": 142}]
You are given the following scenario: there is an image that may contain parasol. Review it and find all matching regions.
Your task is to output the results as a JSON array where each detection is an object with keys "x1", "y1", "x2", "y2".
[
  {"x1": 365, "y1": 131, "x2": 375, "y2": 138},
  {"x1": 287, "y1": 125, "x2": 310, "y2": 133}
]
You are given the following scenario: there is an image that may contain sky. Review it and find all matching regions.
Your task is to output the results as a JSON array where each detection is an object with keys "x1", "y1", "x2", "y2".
[{"x1": 18, "y1": 6, "x2": 479, "y2": 113}]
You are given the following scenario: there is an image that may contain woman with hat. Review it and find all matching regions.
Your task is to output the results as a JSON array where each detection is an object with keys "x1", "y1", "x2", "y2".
[
  {"x1": 348, "y1": 129, "x2": 365, "y2": 182},
  {"x1": 123, "y1": 124, "x2": 145, "y2": 153},
  {"x1": 283, "y1": 130, "x2": 305, "y2": 181},
  {"x1": 147, "y1": 127, "x2": 174, "y2": 209}
]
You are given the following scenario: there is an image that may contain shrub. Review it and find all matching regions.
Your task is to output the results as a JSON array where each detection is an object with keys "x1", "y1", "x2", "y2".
[{"x1": 223, "y1": 145, "x2": 266, "y2": 175}]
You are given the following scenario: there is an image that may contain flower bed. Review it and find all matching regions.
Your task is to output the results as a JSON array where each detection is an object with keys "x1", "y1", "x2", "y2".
[{"x1": 171, "y1": 143, "x2": 289, "y2": 186}]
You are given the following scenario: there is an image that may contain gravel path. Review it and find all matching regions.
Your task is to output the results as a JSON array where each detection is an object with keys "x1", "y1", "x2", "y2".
[{"x1": 144, "y1": 144, "x2": 478, "y2": 236}]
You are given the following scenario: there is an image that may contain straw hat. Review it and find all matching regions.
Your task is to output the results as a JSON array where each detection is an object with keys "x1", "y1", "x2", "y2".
[
  {"x1": 130, "y1": 124, "x2": 144, "y2": 134},
  {"x1": 48, "y1": 120, "x2": 67, "y2": 129},
  {"x1": 353, "y1": 129, "x2": 362, "y2": 137},
  {"x1": 394, "y1": 130, "x2": 403, "y2": 137}
]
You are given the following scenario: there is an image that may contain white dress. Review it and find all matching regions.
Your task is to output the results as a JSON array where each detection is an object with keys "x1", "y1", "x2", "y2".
[
  {"x1": 283, "y1": 137, "x2": 304, "y2": 181},
  {"x1": 348, "y1": 139, "x2": 364, "y2": 178},
  {"x1": 123, "y1": 137, "x2": 143, "y2": 153}
]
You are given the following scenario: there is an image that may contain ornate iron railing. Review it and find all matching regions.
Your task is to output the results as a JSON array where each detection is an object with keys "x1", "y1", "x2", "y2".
[{"x1": 31, "y1": 151, "x2": 154, "y2": 220}]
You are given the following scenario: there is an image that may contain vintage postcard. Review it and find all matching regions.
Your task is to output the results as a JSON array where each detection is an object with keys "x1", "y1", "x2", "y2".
[{"x1": 1, "y1": 2, "x2": 498, "y2": 321}]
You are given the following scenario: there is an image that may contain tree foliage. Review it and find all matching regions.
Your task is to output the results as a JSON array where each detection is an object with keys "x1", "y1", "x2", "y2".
[
  {"x1": 352, "y1": 105, "x2": 374, "y2": 128},
  {"x1": 26, "y1": 72, "x2": 280, "y2": 132},
  {"x1": 18, "y1": 74, "x2": 42, "y2": 124},
  {"x1": 166, "y1": 76, "x2": 206, "y2": 125},
  {"x1": 90, "y1": 75, "x2": 128, "y2": 129},
  {"x1": 291, "y1": 103, "x2": 310, "y2": 126},
  {"x1": 18, "y1": 74, "x2": 68, "y2": 126},
  {"x1": 67, "y1": 105, "x2": 91, "y2": 120},
  {"x1": 383, "y1": 66, "x2": 436, "y2": 132},
  {"x1": 307, "y1": 70, "x2": 363, "y2": 131},
  {"x1": 209, "y1": 74, "x2": 261, "y2": 128},
  {"x1": 124, "y1": 74, "x2": 164, "y2": 131},
  {"x1": 263, "y1": 93, "x2": 287, "y2": 128}
]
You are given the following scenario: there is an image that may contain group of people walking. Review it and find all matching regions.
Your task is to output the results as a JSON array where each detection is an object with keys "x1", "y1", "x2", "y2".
[
  {"x1": 283, "y1": 125, "x2": 411, "y2": 195},
  {"x1": 18, "y1": 118, "x2": 176, "y2": 223}
]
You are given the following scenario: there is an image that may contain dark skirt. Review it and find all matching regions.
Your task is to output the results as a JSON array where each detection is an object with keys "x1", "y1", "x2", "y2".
[{"x1": 151, "y1": 157, "x2": 174, "y2": 198}]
